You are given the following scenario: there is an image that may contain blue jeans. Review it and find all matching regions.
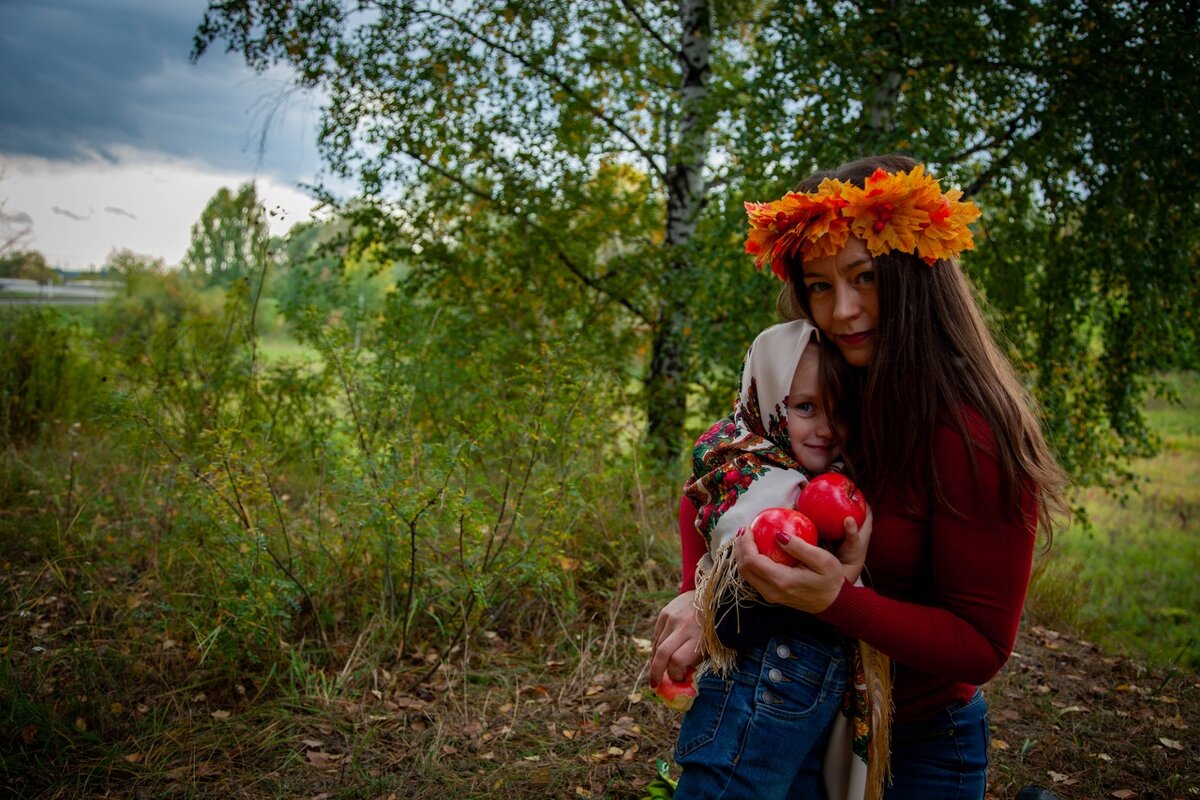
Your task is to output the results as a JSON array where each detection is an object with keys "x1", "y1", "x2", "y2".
[
  {"x1": 884, "y1": 689, "x2": 990, "y2": 800},
  {"x1": 673, "y1": 631, "x2": 848, "y2": 799}
]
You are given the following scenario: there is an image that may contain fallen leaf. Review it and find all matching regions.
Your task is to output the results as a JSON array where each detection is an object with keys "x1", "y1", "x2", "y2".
[
  {"x1": 631, "y1": 637, "x2": 653, "y2": 654},
  {"x1": 1095, "y1": 752, "x2": 1112, "y2": 762},
  {"x1": 1110, "y1": 791, "x2": 1137, "y2": 799},
  {"x1": 991, "y1": 739, "x2": 1009, "y2": 751},
  {"x1": 122, "y1": 753, "x2": 143, "y2": 763},
  {"x1": 610, "y1": 716, "x2": 641, "y2": 738},
  {"x1": 305, "y1": 750, "x2": 344, "y2": 768},
  {"x1": 211, "y1": 710, "x2": 231, "y2": 720},
  {"x1": 1048, "y1": 771, "x2": 1070, "y2": 783},
  {"x1": 1159, "y1": 737, "x2": 1184, "y2": 751},
  {"x1": 301, "y1": 739, "x2": 324, "y2": 749}
]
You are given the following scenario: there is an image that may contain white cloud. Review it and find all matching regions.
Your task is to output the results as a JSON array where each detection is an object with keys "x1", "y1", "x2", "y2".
[{"x1": 3, "y1": 148, "x2": 321, "y2": 270}]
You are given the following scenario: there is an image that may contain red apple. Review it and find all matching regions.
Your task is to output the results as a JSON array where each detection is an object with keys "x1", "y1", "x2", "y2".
[
  {"x1": 795, "y1": 473, "x2": 868, "y2": 543},
  {"x1": 655, "y1": 666, "x2": 697, "y2": 712},
  {"x1": 749, "y1": 507, "x2": 819, "y2": 567}
]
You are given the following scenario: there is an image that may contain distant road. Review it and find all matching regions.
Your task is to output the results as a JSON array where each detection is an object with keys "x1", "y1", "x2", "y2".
[{"x1": 0, "y1": 278, "x2": 117, "y2": 306}]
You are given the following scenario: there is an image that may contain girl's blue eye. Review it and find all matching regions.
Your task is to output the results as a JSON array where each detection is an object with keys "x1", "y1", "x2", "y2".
[{"x1": 791, "y1": 402, "x2": 815, "y2": 414}]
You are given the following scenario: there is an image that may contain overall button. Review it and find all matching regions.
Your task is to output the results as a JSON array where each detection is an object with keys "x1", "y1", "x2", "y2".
[
  {"x1": 768, "y1": 668, "x2": 783, "y2": 683},
  {"x1": 775, "y1": 644, "x2": 791, "y2": 658}
]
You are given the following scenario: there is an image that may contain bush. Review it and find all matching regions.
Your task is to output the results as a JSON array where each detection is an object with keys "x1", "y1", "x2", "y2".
[{"x1": 0, "y1": 308, "x2": 98, "y2": 445}]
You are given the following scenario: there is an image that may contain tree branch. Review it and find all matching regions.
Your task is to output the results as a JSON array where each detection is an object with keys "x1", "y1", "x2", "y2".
[
  {"x1": 411, "y1": 6, "x2": 666, "y2": 182},
  {"x1": 616, "y1": 0, "x2": 676, "y2": 56},
  {"x1": 393, "y1": 144, "x2": 653, "y2": 324},
  {"x1": 964, "y1": 122, "x2": 1045, "y2": 198}
]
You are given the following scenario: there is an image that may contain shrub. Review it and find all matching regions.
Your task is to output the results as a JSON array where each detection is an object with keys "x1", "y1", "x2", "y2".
[{"x1": 0, "y1": 308, "x2": 98, "y2": 445}]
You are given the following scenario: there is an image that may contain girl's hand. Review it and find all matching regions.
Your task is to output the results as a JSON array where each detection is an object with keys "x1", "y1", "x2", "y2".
[
  {"x1": 733, "y1": 526, "x2": 847, "y2": 614},
  {"x1": 649, "y1": 590, "x2": 704, "y2": 687}
]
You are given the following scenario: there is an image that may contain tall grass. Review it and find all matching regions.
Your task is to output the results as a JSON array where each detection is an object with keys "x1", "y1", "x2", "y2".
[{"x1": 1028, "y1": 371, "x2": 1200, "y2": 671}]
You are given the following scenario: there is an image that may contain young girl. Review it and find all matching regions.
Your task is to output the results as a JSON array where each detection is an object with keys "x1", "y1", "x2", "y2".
[{"x1": 662, "y1": 318, "x2": 887, "y2": 800}]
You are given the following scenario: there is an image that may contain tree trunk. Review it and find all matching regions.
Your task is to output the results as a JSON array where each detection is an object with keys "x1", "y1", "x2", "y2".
[
  {"x1": 865, "y1": 1, "x2": 903, "y2": 147},
  {"x1": 645, "y1": 0, "x2": 711, "y2": 465}
]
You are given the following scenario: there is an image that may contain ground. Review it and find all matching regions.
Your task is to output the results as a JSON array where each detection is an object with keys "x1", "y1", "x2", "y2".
[{"x1": 3, "y1": 563, "x2": 1197, "y2": 800}]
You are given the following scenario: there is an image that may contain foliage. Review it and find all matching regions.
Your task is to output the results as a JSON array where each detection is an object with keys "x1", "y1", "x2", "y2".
[
  {"x1": 181, "y1": 182, "x2": 271, "y2": 287},
  {"x1": 101, "y1": 247, "x2": 167, "y2": 278},
  {"x1": 194, "y1": 0, "x2": 1199, "y2": 488},
  {"x1": 273, "y1": 215, "x2": 396, "y2": 338},
  {"x1": 0, "y1": 308, "x2": 97, "y2": 445},
  {"x1": 0, "y1": 250, "x2": 61, "y2": 284}
]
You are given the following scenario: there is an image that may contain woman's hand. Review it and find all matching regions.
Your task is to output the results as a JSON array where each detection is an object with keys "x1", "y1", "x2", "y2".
[
  {"x1": 834, "y1": 510, "x2": 872, "y2": 584},
  {"x1": 733, "y1": 526, "x2": 849, "y2": 614},
  {"x1": 649, "y1": 590, "x2": 704, "y2": 687}
]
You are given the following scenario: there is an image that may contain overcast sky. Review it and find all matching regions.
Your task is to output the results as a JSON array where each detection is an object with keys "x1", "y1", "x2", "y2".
[{"x1": 0, "y1": 0, "x2": 329, "y2": 270}]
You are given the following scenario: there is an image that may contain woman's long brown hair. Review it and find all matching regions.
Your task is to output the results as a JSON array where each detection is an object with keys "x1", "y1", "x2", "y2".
[{"x1": 779, "y1": 155, "x2": 1069, "y2": 540}]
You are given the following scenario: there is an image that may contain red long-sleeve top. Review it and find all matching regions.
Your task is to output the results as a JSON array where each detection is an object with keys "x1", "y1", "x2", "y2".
[{"x1": 678, "y1": 408, "x2": 1037, "y2": 722}]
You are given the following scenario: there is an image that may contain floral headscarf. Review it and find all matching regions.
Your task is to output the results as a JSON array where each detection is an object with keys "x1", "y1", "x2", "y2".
[{"x1": 683, "y1": 319, "x2": 818, "y2": 555}]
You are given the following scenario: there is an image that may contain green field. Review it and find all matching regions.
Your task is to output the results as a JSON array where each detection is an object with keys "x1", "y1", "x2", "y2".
[{"x1": 1029, "y1": 371, "x2": 1200, "y2": 671}]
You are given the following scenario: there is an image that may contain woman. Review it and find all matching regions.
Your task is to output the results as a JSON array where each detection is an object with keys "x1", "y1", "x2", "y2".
[{"x1": 650, "y1": 154, "x2": 1069, "y2": 799}]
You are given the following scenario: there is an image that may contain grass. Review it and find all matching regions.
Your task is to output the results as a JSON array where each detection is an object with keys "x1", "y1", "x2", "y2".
[
  {"x1": 1028, "y1": 371, "x2": 1200, "y2": 671},
  {"x1": 256, "y1": 327, "x2": 323, "y2": 366}
]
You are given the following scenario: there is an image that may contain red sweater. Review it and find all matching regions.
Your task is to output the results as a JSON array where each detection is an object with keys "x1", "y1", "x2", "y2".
[{"x1": 678, "y1": 408, "x2": 1037, "y2": 722}]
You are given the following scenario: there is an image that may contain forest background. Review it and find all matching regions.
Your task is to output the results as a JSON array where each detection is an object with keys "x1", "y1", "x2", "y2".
[{"x1": 2, "y1": 1, "x2": 1198, "y2": 798}]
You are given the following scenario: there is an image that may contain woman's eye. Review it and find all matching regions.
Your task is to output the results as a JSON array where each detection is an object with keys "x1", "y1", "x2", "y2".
[
  {"x1": 855, "y1": 270, "x2": 876, "y2": 286},
  {"x1": 791, "y1": 402, "x2": 815, "y2": 415},
  {"x1": 804, "y1": 281, "x2": 830, "y2": 294}
]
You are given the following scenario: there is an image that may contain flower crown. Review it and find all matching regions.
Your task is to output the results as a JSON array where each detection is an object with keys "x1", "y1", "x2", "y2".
[{"x1": 744, "y1": 165, "x2": 982, "y2": 280}]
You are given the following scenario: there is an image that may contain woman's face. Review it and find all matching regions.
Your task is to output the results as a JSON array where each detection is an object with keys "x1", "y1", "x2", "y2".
[{"x1": 801, "y1": 236, "x2": 879, "y2": 367}]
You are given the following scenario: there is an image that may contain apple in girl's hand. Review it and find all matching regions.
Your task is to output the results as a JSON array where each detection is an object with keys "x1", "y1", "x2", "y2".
[
  {"x1": 795, "y1": 473, "x2": 868, "y2": 543},
  {"x1": 655, "y1": 666, "x2": 698, "y2": 712},
  {"x1": 749, "y1": 507, "x2": 819, "y2": 567}
]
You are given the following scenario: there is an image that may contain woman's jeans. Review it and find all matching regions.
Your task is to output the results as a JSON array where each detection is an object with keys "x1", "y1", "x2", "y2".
[
  {"x1": 672, "y1": 630, "x2": 848, "y2": 799},
  {"x1": 884, "y1": 689, "x2": 991, "y2": 800}
]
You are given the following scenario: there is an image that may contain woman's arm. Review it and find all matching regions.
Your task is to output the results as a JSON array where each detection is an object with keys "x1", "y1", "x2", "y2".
[
  {"x1": 678, "y1": 495, "x2": 706, "y2": 593},
  {"x1": 738, "y1": 415, "x2": 1036, "y2": 685}
]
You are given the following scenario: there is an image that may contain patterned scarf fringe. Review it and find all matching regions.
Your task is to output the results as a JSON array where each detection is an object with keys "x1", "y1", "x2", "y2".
[
  {"x1": 860, "y1": 641, "x2": 894, "y2": 800},
  {"x1": 692, "y1": 538, "x2": 757, "y2": 677}
]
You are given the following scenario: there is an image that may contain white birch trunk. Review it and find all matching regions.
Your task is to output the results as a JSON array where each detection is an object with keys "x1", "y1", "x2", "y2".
[{"x1": 647, "y1": 0, "x2": 711, "y2": 461}]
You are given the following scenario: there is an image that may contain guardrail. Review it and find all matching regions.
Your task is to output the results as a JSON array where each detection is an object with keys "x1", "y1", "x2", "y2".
[{"x1": 0, "y1": 278, "x2": 118, "y2": 305}]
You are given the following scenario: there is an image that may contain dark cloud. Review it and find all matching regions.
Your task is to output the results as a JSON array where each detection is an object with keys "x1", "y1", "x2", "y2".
[
  {"x1": 0, "y1": 0, "x2": 321, "y2": 185},
  {"x1": 105, "y1": 206, "x2": 137, "y2": 220},
  {"x1": 1, "y1": 210, "x2": 34, "y2": 225},
  {"x1": 52, "y1": 206, "x2": 89, "y2": 221}
]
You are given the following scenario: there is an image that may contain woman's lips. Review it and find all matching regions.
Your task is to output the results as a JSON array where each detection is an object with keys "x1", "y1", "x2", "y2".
[{"x1": 838, "y1": 330, "x2": 872, "y2": 346}]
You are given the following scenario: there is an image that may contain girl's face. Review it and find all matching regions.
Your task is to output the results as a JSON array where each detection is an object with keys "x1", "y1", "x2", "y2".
[
  {"x1": 787, "y1": 345, "x2": 843, "y2": 473},
  {"x1": 800, "y1": 236, "x2": 879, "y2": 367}
]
